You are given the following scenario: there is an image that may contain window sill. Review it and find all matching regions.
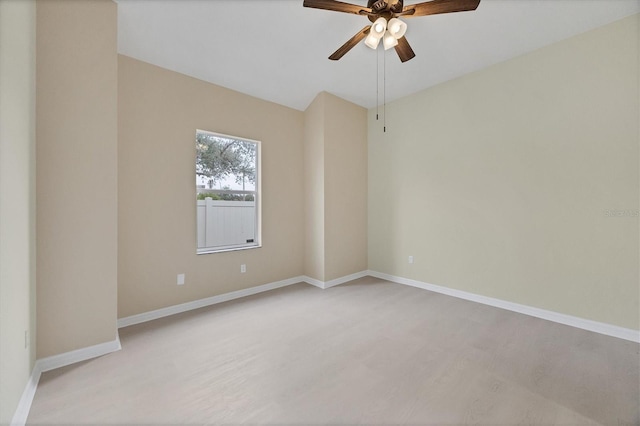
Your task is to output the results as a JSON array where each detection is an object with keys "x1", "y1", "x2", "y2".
[{"x1": 197, "y1": 244, "x2": 262, "y2": 255}]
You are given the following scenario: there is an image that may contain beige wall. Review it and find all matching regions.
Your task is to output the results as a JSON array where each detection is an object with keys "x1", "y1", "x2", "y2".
[
  {"x1": 303, "y1": 92, "x2": 368, "y2": 282},
  {"x1": 303, "y1": 94, "x2": 326, "y2": 281},
  {"x1": 36, "y1": 0, "x2": 119, "y2": 357},
  {"x1": 0, "y1": 0, "x2": 37, "y2": 421},
  {"x1": 118, "y1": 55, "x2": 305, "y2": 318},
  {"x1": 323, "y1": 93, "x2": 368, "y2": 281},
  {"x1": 369, "y1": 15, "x2": 639, "y2": 330}
]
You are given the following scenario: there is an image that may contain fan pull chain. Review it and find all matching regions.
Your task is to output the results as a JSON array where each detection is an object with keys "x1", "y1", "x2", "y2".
[
  {"x1": 383, "y1": 49, "x2": 386, "y2": 133},
  {"x1": 376, "y1": 47, "x2": 379, "y2": 121}
]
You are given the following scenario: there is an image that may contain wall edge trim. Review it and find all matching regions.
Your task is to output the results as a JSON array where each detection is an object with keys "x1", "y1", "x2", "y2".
[
  {"x1": 13, "y1": 268, "x2": 634, "y2": 425},
  {"x1": 117, "y1": 276, "x2": 306, "y2": 328},
  {"x1": 37, "y1": 334, "x2": 122, "y2": 373},
  {"x1": 367, "y1": 270, "x2": 640, "y2": 343},
  {"x1": 323, "y1": 270, "x2": 369, "y2": 289},
  {"x1": 301, "y1": 270, "x2": 368, "y2": 289},
  {"x1": 118, "y1": 271, "x2": 370, "y2": 328},
  {"x1": 10, "y1": 364, "x2": 41, "y2": 426},
  {"x1": 10, "y1": 334, "x2": 121, "y2": 426},
  {"x1": 302, "y1": 276, "x2": 325, "y2": 289}
]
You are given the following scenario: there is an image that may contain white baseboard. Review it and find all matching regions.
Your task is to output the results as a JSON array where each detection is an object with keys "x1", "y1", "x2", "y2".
[
  {"x1": 10, "y1": 334, "x2": 121, "y2": 426},
  {"x1": 324, "y1": 270, "x2": 369, "y2": 289},
  {"x1": 10, "y1": 270, "x2": 636, "y2": 425},
  {"x1": 118, "y1": 276, "x2": 306, "y2": 328},
  {"x1": 12, "y1": 272, "x2": 357, "y2": 425},
  {"x1": 36, "y1": 334, "x2": 122, "y2": 373},
  {"x1": 367, "y1": 270, "x2": 640, "y2": 343},
  {"x1": 10, "y1": 365, "x2": 41, "y2": 426},
  {"x1": 118, "y1": 271, "x2": 369, "y2": 328},
  {"x1": 302, "y1": 275, "x2": 325, "y2": 289},
  {"x1": 302, "y1": 270, "x2": 369, "y2": 290}
]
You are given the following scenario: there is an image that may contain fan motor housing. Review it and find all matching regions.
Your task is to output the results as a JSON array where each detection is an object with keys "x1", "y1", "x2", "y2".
[{"x1": 367, "y1": 0, "x2": 404, "y2": 19}]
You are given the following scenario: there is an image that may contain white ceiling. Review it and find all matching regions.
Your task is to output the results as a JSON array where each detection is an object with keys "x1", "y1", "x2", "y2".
[{"x1": 116, "y1": 0, "x2": 639, "y2": 111}]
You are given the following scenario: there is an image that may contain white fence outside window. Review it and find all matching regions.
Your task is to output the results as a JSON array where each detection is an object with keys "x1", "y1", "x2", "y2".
[{"x1": 197, "y1": 199, "x2": 256, "y2": 252}]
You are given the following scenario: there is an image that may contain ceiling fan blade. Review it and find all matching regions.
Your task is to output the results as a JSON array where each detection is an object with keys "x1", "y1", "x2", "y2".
[
  {"x1": 402, "y1": 0, "x2": 480, "y2": 17},
  {"x1": 394, "y1": 36, "x2": 416, "y2": 62},
  {"x1": 329, "y1": 26, "x2": 371, "y2": 60},
  {"x1": 303, "y1": 0, "x2": 372, "y2": 15}
]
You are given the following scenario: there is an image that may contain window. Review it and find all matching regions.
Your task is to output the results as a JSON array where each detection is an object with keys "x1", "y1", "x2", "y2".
[{"x1": 196, "y1": 130, "x2": 261, "y2": 254}]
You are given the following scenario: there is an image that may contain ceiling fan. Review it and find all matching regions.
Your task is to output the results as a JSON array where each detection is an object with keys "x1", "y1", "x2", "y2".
[{"x1": 303, "y1": 0, "x2": 481, "y2": 62}]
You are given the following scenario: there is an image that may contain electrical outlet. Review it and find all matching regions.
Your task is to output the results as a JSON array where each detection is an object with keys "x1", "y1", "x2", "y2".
[
  {"x1": 408, "y1": 256, "x2": 414, "y2": 264},
  {"x1": 24, "y1": 330, "x2": 29, "y2": 349},
  {"x1": 240, "y1": 264, "x2": 246, "y2": 273},
  {"x1": 177, "y1": 273, "x2": 185, "y2": 285}
]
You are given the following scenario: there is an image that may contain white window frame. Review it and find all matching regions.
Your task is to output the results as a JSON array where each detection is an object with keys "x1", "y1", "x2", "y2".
[{"x1": 196, "y1": 130, "x2": 261, "y2": 254}]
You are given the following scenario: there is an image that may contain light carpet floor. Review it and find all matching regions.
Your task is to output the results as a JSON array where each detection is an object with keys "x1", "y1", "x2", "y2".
[{"x1": 27, "y1": 277, "x2": 639, "y2": 425}]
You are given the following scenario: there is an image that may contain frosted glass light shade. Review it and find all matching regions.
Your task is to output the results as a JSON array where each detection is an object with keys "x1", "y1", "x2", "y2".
[
  {"x1": 365, "y1": 17, "x2": 387, "y2": 49},
  {"x1": 365, "y1": 32, "x2": 381, "y2": 49},
  {"x1": 370, "y1": 17, "x2": 387, "y2": 37},
  {"x1": 383, "y1": 31, "x2": 398, "y2": 50},
  {"x1": 387, "y1": 18, "x2": 407, "y2": 39}
]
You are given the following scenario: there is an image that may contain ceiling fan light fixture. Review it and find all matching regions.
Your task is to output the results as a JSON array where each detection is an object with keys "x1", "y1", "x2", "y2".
[
  {"x1": 364, "y1": 32, "x2": 382, "y2": 49},
  {"x1": 365, "y1": 17, "x2": 386, "y2": 49},
  {"x1": 387, "y1": 17, "x2": 407, "y2": 39},
  {"x1": 304, "y1": 0, "x2": 481, "y2": 62},
  {"x1": 370, "y1": 17, "x2": 387, "y2": 37},
  {"x1": 383, "y1": 31, "x2": 398, "y2": 50}
]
